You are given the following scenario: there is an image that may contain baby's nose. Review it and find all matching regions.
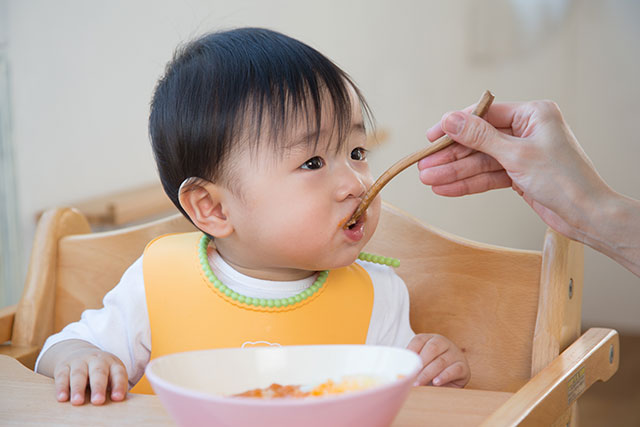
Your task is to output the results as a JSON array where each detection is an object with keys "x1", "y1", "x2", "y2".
[{"x1": 336, "y1": 166, "x2": 367, "y2": 200}]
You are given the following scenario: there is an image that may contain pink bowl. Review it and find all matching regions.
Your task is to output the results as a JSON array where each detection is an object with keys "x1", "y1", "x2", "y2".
[{"x1": 145, "y1": 345, "x2": 421, "y2": 427}]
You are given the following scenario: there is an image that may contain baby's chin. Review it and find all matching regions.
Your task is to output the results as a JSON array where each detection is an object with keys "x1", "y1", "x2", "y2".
[{"x1": 316, "y1": 247, "x2": 366, "y2": 271}]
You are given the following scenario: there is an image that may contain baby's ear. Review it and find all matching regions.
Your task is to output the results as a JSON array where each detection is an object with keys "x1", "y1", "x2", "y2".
[{"x1": 178, "y1": 178, "x2": 233, "y2": 238}]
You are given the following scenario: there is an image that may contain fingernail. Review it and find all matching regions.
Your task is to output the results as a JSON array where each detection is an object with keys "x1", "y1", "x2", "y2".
[
  {"x1": 412, "y1": 381, "x2": 420, "y2": 387},
  {"x1": 57, "y1": 392, "x2": 67, "y2": 401},
  {"x1": 433, "y1": 377, "x2": 442, "y2": 386},
  {"x1": 443, "y1": 112, "x2": 465, "y2": 135}
]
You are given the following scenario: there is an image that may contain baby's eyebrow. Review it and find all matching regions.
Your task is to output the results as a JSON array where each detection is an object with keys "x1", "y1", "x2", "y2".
[
  {"x1": 285, "y1": 121, "x2": 365, "y2": 150},
  {"x1": 351, "y1": 122, "x2": 366, "y2": 135},
  {"x1": 284, "y1": 126, "x2": 326, "y2": 150}
]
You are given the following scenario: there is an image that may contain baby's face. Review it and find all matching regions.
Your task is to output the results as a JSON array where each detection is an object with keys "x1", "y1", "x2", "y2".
[{"x1": 216, "y1": 97, "x2": 381, "y2": 281}]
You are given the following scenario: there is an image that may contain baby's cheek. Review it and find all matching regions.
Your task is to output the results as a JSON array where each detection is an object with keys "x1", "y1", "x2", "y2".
[{"x1": 274, "y1": 211, "x2": 330, "y2": 245}]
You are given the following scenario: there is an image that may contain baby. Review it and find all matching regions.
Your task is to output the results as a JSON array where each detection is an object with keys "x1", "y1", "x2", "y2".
[{"x1": 35, "y1": 27, "x2": 470, "y2": 405}]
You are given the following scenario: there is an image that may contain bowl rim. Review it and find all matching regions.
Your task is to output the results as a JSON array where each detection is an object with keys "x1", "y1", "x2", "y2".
[{"x1": 144, "y1": 344, "x2": 422, "y2": 407}]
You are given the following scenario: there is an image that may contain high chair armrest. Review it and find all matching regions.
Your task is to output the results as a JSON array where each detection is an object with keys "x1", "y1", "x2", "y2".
[
  {"x1": 481, "y1": 327, "x2": 619, "y2": 427},
  {"x1": 0, "y1": 304, "x2": 17, "y2": 343},
  {"x1": 0, "y1": 344, "x2": 41, "y2": 369},
  {"x1": 0, "y1": 304, "x2": 40, "y2": 369}
]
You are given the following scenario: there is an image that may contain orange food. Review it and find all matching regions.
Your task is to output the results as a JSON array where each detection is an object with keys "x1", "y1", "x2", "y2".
[
  {"x1": 233, "y1": 383, "x2": 309, "y2": 398},
  {"x1": 232, "y1": 375, "x2": 384, "y2": 399}
]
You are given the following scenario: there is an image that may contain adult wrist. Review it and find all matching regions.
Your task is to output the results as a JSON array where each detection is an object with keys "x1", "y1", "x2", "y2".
[
  {"x1": 580, "y1": 189, "x2": 640, "y2": 272},
  {"x1": 555, "y1": 175, "x2": 607, "y2": 243}
]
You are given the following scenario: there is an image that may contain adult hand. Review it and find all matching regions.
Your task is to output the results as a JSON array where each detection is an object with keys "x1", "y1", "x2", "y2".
[
  {"x1": 418, "y1": 101, "x2": 610, "y2": 242},
  {"x1": 417, "y1": 100, "x2": 640, "y2": 277}
]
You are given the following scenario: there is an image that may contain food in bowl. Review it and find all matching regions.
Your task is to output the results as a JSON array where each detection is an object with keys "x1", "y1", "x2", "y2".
[
  {"x1": 145, "y1": 345, "x2": 421, "y2": 427},
  {"x1": 232, "y1": 374, "x2": 387, "y2": 398}
]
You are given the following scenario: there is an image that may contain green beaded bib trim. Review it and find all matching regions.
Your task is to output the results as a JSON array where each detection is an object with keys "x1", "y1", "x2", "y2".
[{"x1": 198, "y1": 234, "x2": 399, "y2": 311}]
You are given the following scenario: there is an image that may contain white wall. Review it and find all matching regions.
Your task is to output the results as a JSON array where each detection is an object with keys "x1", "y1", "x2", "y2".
[{"x1": 6, "y1": 0, "x2": 640, "y2": 332}]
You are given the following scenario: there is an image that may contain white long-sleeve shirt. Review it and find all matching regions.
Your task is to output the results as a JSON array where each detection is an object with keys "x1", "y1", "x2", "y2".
[{"x1": 36, "y1": 252, "x2": 415, "y2": 388}]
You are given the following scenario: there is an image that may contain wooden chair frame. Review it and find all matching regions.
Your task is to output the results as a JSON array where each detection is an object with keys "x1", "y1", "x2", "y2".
[{"x1": 0, "y1": 202, "x2": 618, "y2": 425}]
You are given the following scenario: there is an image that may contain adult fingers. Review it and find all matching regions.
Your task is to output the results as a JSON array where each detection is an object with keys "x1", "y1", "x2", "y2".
[
  {"x1": 68, "y1": 360, "x2": 89, "y2": 405},
  {"x1": 109, "y1": 363, "x2": 128, "y2": 401},
  {"x1": 419, "y1": 151, "x2": 504, "y2": 186},
  {"x1": 480, "y1": 102, "x2": 525, "y2": 129},
  {"x1": 431, "y1": 170, "x2": 512, "y2": 197},
  {"x1": 88, "y1": 357, "x2": 110, "y2": 405},
  {"x1": 426, "y1": 101, "x2": 523, "y2": 142},
  {"x1": 464, "y1": 101, "x2": 527, "y2": 129},
  {"x1": 441, "y1": 111, "x2": 512, "y2": 160},
  {"x1": 426, "y1": 123, "x2": 446, "y2": 142},
  {"x1": 417, "y1": 143, "x2": 475, "y2": 170},
  {"x1": 426, "y1": 105, "x2": 475, "y2": 141},
  {"x1": 53, "y1": 364, "x2": 71, "y2": 402},
  {"x1": 427, "y1": 124, "x2": 516, "y2": 145}
]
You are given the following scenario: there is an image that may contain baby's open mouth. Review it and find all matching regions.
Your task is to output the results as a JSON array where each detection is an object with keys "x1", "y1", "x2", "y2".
[
  {"x1": 343, "y1": 213, "x2": 365, "y2": 242},
  {"x1": 340, "y1": 209, "x2": 366, "y2": 242},
  {"x1": 339, "y1": 209, "x2": 363, "y2": 230}
]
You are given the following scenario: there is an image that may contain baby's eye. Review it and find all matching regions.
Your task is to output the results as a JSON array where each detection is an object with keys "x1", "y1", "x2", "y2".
[
  {"x1": 301, "y1": 156, "x2": 325, "y2": 170},
  {"x1": 351, "y1": 147, "x2": 368, "y2": 161}
]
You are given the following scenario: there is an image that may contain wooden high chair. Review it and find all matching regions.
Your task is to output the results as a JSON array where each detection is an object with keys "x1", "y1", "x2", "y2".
[{"x1": 0, "y1": 202, "x2": 618, "y2": 426}]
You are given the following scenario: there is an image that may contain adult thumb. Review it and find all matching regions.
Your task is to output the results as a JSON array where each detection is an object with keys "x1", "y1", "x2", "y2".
[{"x1": 441, "y1": 111, "x2": 508, "y2": 159}]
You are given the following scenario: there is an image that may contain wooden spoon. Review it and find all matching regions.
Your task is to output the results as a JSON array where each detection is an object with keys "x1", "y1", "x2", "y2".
[{"x1": 344, "y1": 90, "x2": 495, "y2": 228}]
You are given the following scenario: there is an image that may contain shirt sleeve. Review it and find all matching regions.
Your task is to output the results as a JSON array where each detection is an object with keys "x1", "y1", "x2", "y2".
[
  {"x1": 361, "y1": 261, "x2": 415, "y2": 348},
  {"x1": 34, "y1": 256, "x2": 151, "y2": 388}
]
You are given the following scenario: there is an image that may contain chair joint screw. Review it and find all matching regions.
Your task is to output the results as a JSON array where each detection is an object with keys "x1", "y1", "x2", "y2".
[
  {"x1": 568, "y1": 278, "x2": 574, "y2": 299},
  {"x1": 609, "y1": 344, "x2": 614, "y2": 364}
]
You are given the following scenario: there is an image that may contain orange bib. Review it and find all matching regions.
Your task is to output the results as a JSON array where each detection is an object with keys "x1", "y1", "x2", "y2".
[{"x1": 131, "y1": 232, "x2": 374, "y2": 394}]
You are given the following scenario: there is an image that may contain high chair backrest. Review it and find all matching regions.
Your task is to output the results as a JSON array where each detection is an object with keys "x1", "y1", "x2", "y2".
[
  {"x1": 11, "y1": 207, "x2": 195, "y2": 355},
  {"x1": 364, "y1": 203, "x2": 584, "y2": 392},
  {"x1": 10, "y1": 202, "x2": 582, "y2": 393}
]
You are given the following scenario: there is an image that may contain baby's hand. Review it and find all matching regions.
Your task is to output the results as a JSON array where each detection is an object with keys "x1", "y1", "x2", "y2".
[
  {"x1": 407, "y1": 333, "x2": 470, "y2": 388},
  {"x1": 51, "y1": 341, "x2": 128, "y2": 405}
]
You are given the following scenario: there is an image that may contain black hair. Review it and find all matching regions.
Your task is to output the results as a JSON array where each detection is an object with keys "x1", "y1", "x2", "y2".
[{"x1": 149, "y1": 27, "x2": 374, "y2": 220}]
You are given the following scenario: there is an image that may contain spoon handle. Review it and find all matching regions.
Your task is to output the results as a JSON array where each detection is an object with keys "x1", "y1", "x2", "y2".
[{"x1": 345, "y1": 90, "x2": 495, "y2": 228}]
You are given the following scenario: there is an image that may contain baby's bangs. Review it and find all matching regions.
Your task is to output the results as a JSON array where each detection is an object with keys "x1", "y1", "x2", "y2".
[{"x1": 238, "y1": 50, "x2": 373, "y2": 154}]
